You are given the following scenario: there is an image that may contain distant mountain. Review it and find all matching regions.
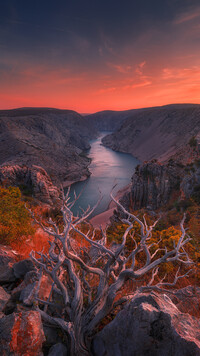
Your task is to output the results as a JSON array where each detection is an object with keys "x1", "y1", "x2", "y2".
[
  {"x1": 102, "y1": 104, "x2": 200, "y2": 162},
  {"x1": 85, "y1": 109, "x2": 141, "y2": 131}
]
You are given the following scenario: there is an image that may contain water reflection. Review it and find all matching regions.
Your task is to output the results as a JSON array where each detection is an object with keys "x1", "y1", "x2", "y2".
[{"x1": 68, "y1": 133, "x2": 139, "y2": 217}]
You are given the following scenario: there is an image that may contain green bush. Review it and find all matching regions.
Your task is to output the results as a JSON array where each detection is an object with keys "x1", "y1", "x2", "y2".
[{"x1": 0, "y1": 186, "x2": 34, "y2": 244}]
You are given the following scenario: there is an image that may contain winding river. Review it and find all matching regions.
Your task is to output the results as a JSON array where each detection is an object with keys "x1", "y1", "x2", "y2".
[{"x1": 69, "y1": 133, "x2": 139, "y2": 217}]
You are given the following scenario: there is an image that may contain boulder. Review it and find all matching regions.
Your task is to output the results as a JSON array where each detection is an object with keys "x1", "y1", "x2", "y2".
[
  {"x1": 0, "y1": 265, "x2": 16, "y2": 284},
  {"x1": 0, "y1": 245, "x2": 17, "y2": 284},
  {"x1": 48, "y1": 343, "x2": 68, "y2": 356},
  {"x1": 19, "y1": 283, "x2": 37, "y2": 306},
  {"x1": 0, "y1": 286, "x2": 10, "y2": 311},
  {"x1": 92, "y1": 292, "x2": 200, "y2": 356},
  {"x1": 0, "y1": 245, "x2": 18, "y2": 266},
  {"x1": 13, "y1": 259, "x2": 36, "y2": 279},
  {"x1": 0, "y1": 310, "x2": 45, "y2": 355}
]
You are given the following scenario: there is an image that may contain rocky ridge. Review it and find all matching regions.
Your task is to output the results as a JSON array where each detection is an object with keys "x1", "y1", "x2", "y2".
[{"x1": 102, "y1": 104, "x2": 200, "y2": 163}]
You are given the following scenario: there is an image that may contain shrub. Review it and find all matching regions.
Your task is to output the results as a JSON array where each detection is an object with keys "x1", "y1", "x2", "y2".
[
  {"x1": 188, "y1": 136, "x2": 197, "y2": 148},
  {"x1": 0, "y1": 186, "x2": 34, "y2": 244}
]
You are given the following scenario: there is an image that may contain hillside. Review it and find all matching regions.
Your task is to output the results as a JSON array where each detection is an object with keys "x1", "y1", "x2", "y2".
[
  {"x1": 0, "y1": 108, "x2": 98, "y2": 187},
  {"x1": 102, "y1": 104, "x2": 200, "y2": 162}
]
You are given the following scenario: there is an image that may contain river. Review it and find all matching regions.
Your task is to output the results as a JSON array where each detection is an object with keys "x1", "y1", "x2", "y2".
[{"x1": 68, "y1": 133, "x2": 139, "y2": 217}]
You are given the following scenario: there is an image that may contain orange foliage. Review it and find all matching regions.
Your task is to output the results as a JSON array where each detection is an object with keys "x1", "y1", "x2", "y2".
[{"x1": 12, "y1": 229, "x2": 51, "y2": 260}]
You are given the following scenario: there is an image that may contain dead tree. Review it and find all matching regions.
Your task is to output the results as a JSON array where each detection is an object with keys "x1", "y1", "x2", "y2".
[{"x1": 28, "y1": 189, "x2": 193, "y2": 355}]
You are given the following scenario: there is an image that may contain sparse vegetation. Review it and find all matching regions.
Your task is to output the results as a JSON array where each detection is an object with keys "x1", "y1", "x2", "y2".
[
  {"x1": 189, "y1": 136, "x2": 197, "y2": 148},
  {"x1": 0, "y1": 186, "x2": 34, "y2": 244}
]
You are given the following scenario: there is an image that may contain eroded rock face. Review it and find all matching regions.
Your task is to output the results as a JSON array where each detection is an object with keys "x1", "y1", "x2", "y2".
[
  {"x1": 92, "y1": 292, "x2": 200, "y2": 356},
  {"x1": 0, "y1": 164, "x2": 61, "y2": 205},
  {"x1": 120, "y1": 161, "x2": 181, "y2": 211},
  {"x1": 0, "y1": 310, "x2": 45, "y2": 356}
]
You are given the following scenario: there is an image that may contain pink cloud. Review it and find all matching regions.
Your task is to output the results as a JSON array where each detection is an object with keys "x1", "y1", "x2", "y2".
[
  {"x1": 107, "y1": 62, "x2": 132, "y2": 73},
  {"x1": 135, "y1": 61, "x2": 146, "y2": 75},
  {"x1": 174, "y1": 7, "x2": 200, "y2": 25}
]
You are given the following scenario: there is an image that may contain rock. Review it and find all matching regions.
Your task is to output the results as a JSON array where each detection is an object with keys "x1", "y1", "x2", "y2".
[
  {"x1": 92, "y1": 292, "x2": 200, "y2": 356},
  {"x1": 171, "y1": 286, "x2": 200, "y2": 316},
  {"x1": 0, "y1": 286, "x2": 10, "y2": 311},
  {"x1": 0, "y1": 165, "x2": 61, "y2": 205},
  {"x1": 19, "y1": 283, "x2": 37, "y2": 306},
  {"x1": 181, "y1": 166, "x2": 200, "y2": 201},
  {"x1": 0, "y1": 246, "x2": 18, "y2": 284},
  {"x1": 38, "y1": 274, "x2": 52, "y2": 301},
  {"x1": 48, "y1": 343, "x2": 68, "y2": 356},
  {"x1": 116, "y1": 161, "x2": 182, "y2": 212},
  {"x1": 13, "y1": 259, "x2": 36, "y2": 279},
  {"x1": 0, "y1": 265, "x2": 16, "y2": 284},
  {"x1": 0, "y1": 310, "x2": 45, "y2": 355},
  {"x1": 43, "y1": 325, "x2": 67, "y2": 349},
  {"x1": 0, "y1": 245, "x2": 18, "y2": 266}
]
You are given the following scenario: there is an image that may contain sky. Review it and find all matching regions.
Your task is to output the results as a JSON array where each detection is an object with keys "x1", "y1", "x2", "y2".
[{"x1": 1, "y1": 0, "x2": 200, "y2": 113}]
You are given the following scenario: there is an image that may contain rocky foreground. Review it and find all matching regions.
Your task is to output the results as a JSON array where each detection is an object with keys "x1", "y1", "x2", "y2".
[{"x1": 0, "y1": 245, "x2": 200, "y2": 356}]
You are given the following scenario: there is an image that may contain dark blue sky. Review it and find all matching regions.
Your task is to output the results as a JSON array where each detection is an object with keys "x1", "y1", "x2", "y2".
[{"x1": 1, "y1": 0, "x2": 200, "y2": 112}]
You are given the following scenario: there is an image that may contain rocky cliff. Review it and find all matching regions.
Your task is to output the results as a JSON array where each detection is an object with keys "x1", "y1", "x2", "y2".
[
  {"x1": 102, "y1": 104, "x2": 200, "y2": 162},
  {"x1": 0, "y1": 108, "x2": 98, "y2": 203},
  {"x1": 119, "y1": 160, "x2": 182, "y2": 211},
  {"x1": 117, "y1": 157, "x2": 200, "y2": 212}
]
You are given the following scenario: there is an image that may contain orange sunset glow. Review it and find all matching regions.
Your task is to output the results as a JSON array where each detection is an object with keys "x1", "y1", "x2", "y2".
[{"x1": 1, "y1": 1, "x2": 200, "y2": 112}]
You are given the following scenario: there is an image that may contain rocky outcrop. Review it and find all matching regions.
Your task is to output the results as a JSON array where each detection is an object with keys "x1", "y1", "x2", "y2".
[
  {"x1": 92, "y1": 292, "x2": 200, "y2": 356},
  {"x1": 102, "y1": 104, "x2": 200, "y2": 163},
  {"x1": 117, "y1": 159, "x2": 200, "y2": 212},
  {"x1": 118, "y1": 161, "x2": 182, "y2": 211},
  {"x1": 180, "y1": 165, "x2": 200, "y2": 201},
  {"x1": 0, "y1": 311, "x2": 45, "y2": 355},
  {"x1": 0, "y1": 164, "x2": 61, "y2": 205}
]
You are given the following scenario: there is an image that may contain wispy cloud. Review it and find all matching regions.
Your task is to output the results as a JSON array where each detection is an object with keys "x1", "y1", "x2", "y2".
[
  {"x1": 162, "y1": 66, "x2": 200, "y2": 82},
  {"x1": 107, "y1": 62, "x2": 132, "y2": 73},
  {"x1": 174, "y1": 7, "x2": 200, "y2": 25},
  {"x1": 135, "y1": 61, "x2": 146, "y2": 75},
  {"x1": 98, "y1": 87, "x2": 116, "y2": 94}
]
